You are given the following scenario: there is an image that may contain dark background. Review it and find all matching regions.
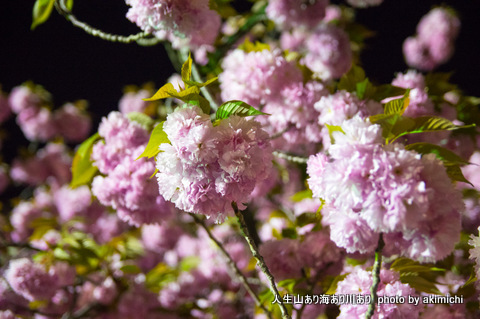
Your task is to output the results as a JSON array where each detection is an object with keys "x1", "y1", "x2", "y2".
[{"x1": 1, "y1": 0, "x2": 480, "y2": 128}]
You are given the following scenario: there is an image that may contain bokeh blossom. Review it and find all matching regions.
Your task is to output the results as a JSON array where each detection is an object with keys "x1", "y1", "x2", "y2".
[{"x1": 403, "y1": 7, "x2": 460, "y2": 71}]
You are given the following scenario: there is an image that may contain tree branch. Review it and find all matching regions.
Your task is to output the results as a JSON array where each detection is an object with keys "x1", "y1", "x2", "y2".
[
  {"x1": 273, "y1": 151, "x2": 308, "y2": 164},
  {"x1": 54, "y1": 0, "x2": 154, "y2": 44},
  {"x1": 207, "y1": 4, "x2": 268, "y2": 68},
  {"x1": 191, "y1": 214, "x2": 272, "y2": 318},
  {"x1": 232, "y1": 202, "x2": 291, "y2": 319},
  {"x1": 365, "y1": 234, "x2": 385, "y2": 319}
]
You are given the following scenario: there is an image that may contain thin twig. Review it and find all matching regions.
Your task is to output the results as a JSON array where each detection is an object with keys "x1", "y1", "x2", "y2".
[
  {"x1": 61, "y1": 286, "x2": 78, "y2": 319},
  {"x1": 295, "y1": 267, "x2": 328, "y2": 319},
  {"x1": 365, "y1": 234, "x2": 385, "y2": 319},
  {"x1": 179, "y1": 50, "x2": 219, "y2": 111},
  {"x1": 208, "y1": 4, "x2": 268, "y2": 67},
  {"x1": 191, "y1": 214, "x2": 272, "y2": 319},
  {"x1": 273, "y1": 151, "x2": 308, "y2": 164},
  {"x1": 54, "y1": 0, "x2": 152, "y2": 44},
  {"x1": 0, "y1": 241, "x2": 42, "y2": 251},
  {"x1": 232, "y1": 202, "x2": 291, "y2": 319},
  {"x1": 269, "y1": 124, "x2": 294, "y2": 141},
  {"x1": 136, "y1": 37, "x2": 162, "y2": 47}
]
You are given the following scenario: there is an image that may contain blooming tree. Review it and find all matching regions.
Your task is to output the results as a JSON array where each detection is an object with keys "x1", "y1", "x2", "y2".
[{"x1": 2, "y1": 1, "x2": 480, "y2": 319}]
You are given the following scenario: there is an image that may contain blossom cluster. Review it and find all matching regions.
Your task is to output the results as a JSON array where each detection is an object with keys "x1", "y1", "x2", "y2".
[
  {"x1": 156, "y1": 105, "x2": 273, "y2": 221},
  {"x1": 307, "y1": 116, "x2": 464, "y2": 262},
  {"x1": 336, "y1": 268, "x2": 419, "y2": 318},
  {"x1": 219, "y1": 45, "x2": 355, "y2": 153},
  {"x1": 8, "y1": 84, "x2": 91, "y2": 142},
  {"x1": 91, "y1": 111, "x2": 175, "y2": 226},
  {"x1": 125, "y1": 0, "x2": 221, "y2": 62}
]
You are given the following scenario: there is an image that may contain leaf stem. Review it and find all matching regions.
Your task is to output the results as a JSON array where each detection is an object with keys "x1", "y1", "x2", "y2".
[
  {"x1": 54, "y1": 0, "x2": 155, "y2": 44},
  {"x1": 191, "y1": 214, "x2": 272, "y2": 318},
  {"x1": 365, "y1": 234, "x2": 385, "y2": 319},
  {"x1": 232, "y1": 202, "x2": 292, "y2": 319}
]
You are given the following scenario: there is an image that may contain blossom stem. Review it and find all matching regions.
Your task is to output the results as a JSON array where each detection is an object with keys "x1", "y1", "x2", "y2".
[
  {"x1": 232, "y1": 202, "x2": 292, "y2": 319},
  {"x1": 273, "y1": 151, "x2": 308, "y2": 164},
  {"x1": 54, "y1": 0, "x2": 154, "y2": 44},
  {"x1": 365, "y1": 234, "x2": 385, "y2": 319},
  {"x1": 191, "y1": 214, "x2": 272, "y2": 318},
  {"x1": 179, "y1": 50, "x2": 219, "y2": 111}
]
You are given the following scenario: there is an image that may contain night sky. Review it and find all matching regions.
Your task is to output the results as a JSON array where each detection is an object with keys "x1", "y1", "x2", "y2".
[{"x1": 1, "y1": 0, "x2": 480, "y2": 127}]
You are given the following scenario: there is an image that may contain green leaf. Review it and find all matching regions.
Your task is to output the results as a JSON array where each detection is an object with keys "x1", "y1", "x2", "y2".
[
  {"x1": 31, "y1": 0, "x2": 55, "y2": 30},
  {"x1": 183, "y1": 77, "x2": 218, "y2": 88},
  {"x1": 338, "y1": 65, "x2": 366, "y2": 93},
  {"x1": 179, "y1": 256, "x2": 201, "y2": 272},
  {"x1": 143, "y1": 83, "x2": 176, "y2": 101},
  {"x1": 371, "y1": 84, "x2": 407, "y2": 102},
  {"x1": 137, "y1": 122, "x2": 170, "y2": 160},
  {"x1": 70, "y1": 133, "x2": 100, "y2": 188},
  {"x1": 290, "y1": 189, "x2": 313, "y2": 202},
  {"x1": 126, "y1": 112, "x2": 154, "y2": 129},
  {"x1": 32, "y1": 250, "x2": 53, "y2": 264},
  {"x1": 346, "y1": 257, "x2": 367, "y2": 266},
  {"x1": 425, "y1": 72, "x2": 457, "y2": 97},
  {"x1": 29, "y1": 226, "x2": 54, "y2": 241},
  {"x1": 457, "y1": 96, "x2": 480, "y2": 126},
  {"x1": 404, "y1": 143, "x2": 469, "y2": 166},
  {"x1": 179, "y1": 93, "x2": 211, "y2": 115},
  {"x1": 356, "y1": 78, "x2": 375, "y2": 100},
  {"x1": 119, "y1": 265, "x2": 142, "y2": 274},
  {"x1": 61, "y1": 236, "x2": 82, "y2": 249},
  {"x1": 388, "y1": 115, "x2": 474, "y2": 144},
  {"x1": 145, "y1": 263, "x2": 178, "y2": 293},
  {"x1": 324, "y1": 273, "x2": 348, "y2": 295},
  {"x1": 259, "y1": 288, "x2": 274, "y2": 304},
  {"x1": 316, "y1": 198, "x2": 325, "y2": 221},
  {"x1": 53, "y1": 247, "x2": 70, "y2": 261},
  {"x1": 399, "y1": 275, "x2": 442, "y2": 295},
  {"x1": 445, "y1": 164, "x2": 474, "y2": 186},
  {"x1": 456, "y1": 270, "x2": 477, "y2": 298},
  {"x1": 389, "y1": 116, "x2": 416, "y2": 139},
  {"x1": 208, "y1": 0, "x2": 237, "y2": 18},
  {"x1": 390, "y1": 258, "x2": 445, "y2": 273},
  {"x1": 65, "y1": 0, "x2": 74, "y2": 11},
  {"x1": 239, "y1": 38, "x2": 271, "y2": 52},
  {"x1": 278, "y1": 279, "x2": 300, "y2": 293},
  {"x1": 384, "y1": 89, "x2": 410, "y2": 115},
  {"x1": 405, "y1": 143, "x2": 472, "y2": 184},
  {"x1": 399, "y1": 116, "x2": 468, "y2": 134},
  {"x1": 30, "y1": 217, "x2": 57, "y2": 228},
  {"x1": 216, "y1": 100, "x2": 268, "y2": 120},
  {"x1": 281, "y1": 228, "x2": 297, "y2": 239},
  {"x1": 296, "y1": 213, "x2": 318, "y2": 227},
  {"x1": 325, "y1": 124, "x2": 345, "y2": 144},
  {"x1": 167, "y1": 85, "x2": 200, "y2": 99},
  {"x1": 181, "y1": 53, "x2": 193, "y2": 84},
  {"x1": 369, "y1": 113, "x2": 400, "y2": 141},
  {"x1": 29, "y1": 300, "x2": 49, "y2": 309}
]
